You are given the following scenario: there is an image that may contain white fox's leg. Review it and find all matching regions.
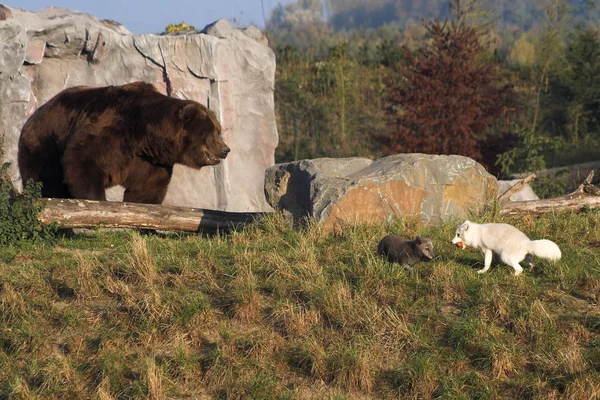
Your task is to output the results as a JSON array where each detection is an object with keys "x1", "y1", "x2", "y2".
[
  {"x1": 509, "y1": 260, "x2": 524, "y2": 276},
  {"x1": 477, "y1": 249, "x2": 493, "y2": 274}
]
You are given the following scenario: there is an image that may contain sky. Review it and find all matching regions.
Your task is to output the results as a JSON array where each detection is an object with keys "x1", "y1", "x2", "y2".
[{"x1": 11, "y1": 0, "x2": 293, "y2": 34}]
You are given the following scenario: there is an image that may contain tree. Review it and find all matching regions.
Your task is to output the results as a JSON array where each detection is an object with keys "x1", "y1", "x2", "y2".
[
  {"x1": 563, "y1": 28, "x2": 600, "y2": 141},
  {"x1": 547, "y1": 27, "x2": 600, "y2": 142},
  {"x1": 274, "y1": 43, "x2": 389, "y2": 162},
  {"x1": 384, "y1": 0, "x2": 512, "y2": 163},
  {"x1": 530, "y1": 0, "x2": 571, "y2": 134},
  {"x1": 507, "y1": 33, "x2": 536, "y2": 67}
]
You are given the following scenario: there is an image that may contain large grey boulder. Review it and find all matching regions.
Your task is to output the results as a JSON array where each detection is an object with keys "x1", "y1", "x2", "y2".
[
  {"x1": 0, "y1": 5, "x2": 277, "y2": 212},
  {"x1": 265, "y1": 154, "x2": 498, "y2": 228}
]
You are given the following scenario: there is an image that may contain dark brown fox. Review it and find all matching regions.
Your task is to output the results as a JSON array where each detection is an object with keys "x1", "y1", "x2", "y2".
[{"x1": 377, "y1": 235, "x2": 434, "y2": 270}]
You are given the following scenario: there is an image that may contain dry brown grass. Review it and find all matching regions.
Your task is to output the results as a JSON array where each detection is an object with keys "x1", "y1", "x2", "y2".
[
  {"x1": 0, "y1": 283, "x2": 27, "y2": 324},
  {"x1": 96, "y1": 377, "x2": 114, "y2": 400},
  {"x1": 130, "y1": 233, "x2": 157, "y2": 286},
  {"x1": 146, "y1": 357, "x2": 165, "y2": 400},
  {"x1": 75, "y1": 254, "x2": 102, "y2": 301}
]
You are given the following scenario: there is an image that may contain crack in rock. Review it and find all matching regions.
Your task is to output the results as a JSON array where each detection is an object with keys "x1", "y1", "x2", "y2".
[{"x1": 132, "y1": 37, "x2": 171, "y2": 96}]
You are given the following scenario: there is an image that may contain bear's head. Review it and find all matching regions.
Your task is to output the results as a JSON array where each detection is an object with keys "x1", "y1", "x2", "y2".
[{"x1": 178, "y1": 102, "x2": 230, "y2": 168}]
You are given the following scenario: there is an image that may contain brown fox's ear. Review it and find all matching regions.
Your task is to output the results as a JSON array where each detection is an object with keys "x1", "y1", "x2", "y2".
[
  {"x1": 423, "y1": 235, "x2": 431, "y2": 239},
  {"x1": 415, "y1": 236, "x2": 422, "y2": 243}
]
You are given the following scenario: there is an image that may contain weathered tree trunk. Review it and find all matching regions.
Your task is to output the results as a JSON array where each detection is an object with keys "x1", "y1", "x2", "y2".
[
  {"x1": 499, "y1": 193, "x2": 600, "y2": 215},
  {"x1": 39, "y1": 198, "x2": 265, "y2": 232},
  {"x1": 499, "y1": 170, "x2": 600, "y2": 215}
]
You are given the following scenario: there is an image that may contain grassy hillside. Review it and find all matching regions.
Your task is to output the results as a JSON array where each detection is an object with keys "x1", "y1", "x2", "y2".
[{"x1": 1, "y1": 210, "x2": 599, "y2": 399}]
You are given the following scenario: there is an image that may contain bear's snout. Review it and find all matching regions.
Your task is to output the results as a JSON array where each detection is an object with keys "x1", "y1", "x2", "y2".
[{"x1": 220, "y1": 146, "x2": 231, "y2": 158}]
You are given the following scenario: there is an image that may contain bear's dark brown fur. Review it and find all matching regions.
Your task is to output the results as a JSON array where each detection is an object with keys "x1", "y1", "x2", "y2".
[{"x1": 18, "y1": 81, "x2": 230, "y2": 204}]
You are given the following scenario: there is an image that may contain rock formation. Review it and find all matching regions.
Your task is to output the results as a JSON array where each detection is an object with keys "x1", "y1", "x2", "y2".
[{"x1": 265, "y1": 154, "x2": 498, "y2": 228}]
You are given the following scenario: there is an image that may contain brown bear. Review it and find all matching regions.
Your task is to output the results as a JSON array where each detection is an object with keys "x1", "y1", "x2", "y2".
[{"x1": 18, "y1": 81, "x2": 230, "y2": 204}]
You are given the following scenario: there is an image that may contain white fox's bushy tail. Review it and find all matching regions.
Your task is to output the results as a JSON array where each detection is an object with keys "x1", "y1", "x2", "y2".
[{"x1": 529, "y1": 239, "x2": 561, "y2": 261}]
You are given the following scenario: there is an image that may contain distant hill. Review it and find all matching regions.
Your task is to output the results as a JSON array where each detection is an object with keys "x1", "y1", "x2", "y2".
[{"x1": 269, "y1": 0, "x2": 598, "y2": 32}]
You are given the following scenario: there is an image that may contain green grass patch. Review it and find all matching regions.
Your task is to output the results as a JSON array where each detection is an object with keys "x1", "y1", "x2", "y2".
[{"x1": 0, "y1": 211, "x2": 599, "y2": 398}]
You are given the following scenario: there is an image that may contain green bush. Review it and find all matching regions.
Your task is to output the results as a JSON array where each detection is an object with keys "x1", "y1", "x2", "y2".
[
  {"x1": 531, "y1": 174, "x2": 570, "y2": 199},
  {"x1": 495, "y1": 125, "x2": 560, "y2": 175},
  {"x1": 0, "y1": 163, "x2": 57, "y2": 245}
]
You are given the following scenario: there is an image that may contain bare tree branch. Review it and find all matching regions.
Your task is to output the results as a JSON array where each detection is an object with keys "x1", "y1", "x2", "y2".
[{"x1": 498, "y1": 173, "x2": 537, "y2": 204}]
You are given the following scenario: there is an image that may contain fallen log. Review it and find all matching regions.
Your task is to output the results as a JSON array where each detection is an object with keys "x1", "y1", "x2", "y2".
[
  {"x1": 39, "y1": 198, "x2": 266, "y2": 232},
  {"x1": 499, "y1": 170, "x2": 600, "y2": 215},
  {"x1": 572, "y1": 170, "x2": 600, "y2": 196},
  {"x1": 499, "y1": 193, "x2": 600, "y2": 215}
]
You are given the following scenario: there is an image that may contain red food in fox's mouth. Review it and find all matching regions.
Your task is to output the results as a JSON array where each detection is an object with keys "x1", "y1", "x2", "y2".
[{"x1": 455, "y1": 241, "x2": 464, "y2": 249}]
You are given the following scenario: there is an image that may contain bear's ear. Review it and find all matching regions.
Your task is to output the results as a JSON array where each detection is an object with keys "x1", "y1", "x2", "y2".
[{"x1": 178, "y1": 103, "x2": 200, "y2": 123}]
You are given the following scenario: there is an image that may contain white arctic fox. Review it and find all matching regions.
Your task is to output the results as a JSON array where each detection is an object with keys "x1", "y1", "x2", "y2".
[{"x1": 451, "y1": 220, "x2": 561, "y2": 276}]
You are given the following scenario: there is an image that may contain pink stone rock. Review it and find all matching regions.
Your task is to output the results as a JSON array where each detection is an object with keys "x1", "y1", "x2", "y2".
[{"x1": 25, "y1": 40, "x2": 45, "y2": 64}]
